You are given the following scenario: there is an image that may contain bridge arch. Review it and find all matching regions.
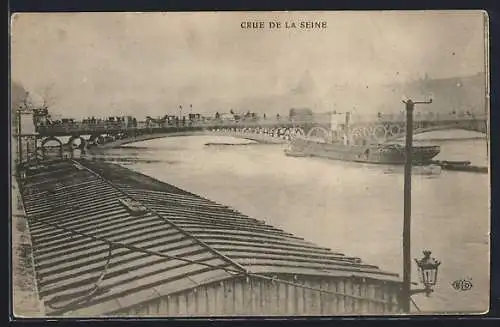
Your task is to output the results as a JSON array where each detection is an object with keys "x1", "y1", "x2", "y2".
[
  {"x1": 373, "y1": 125, "x2": 388, "y2": 142},
  {"x1": 306, "y1": 126, "x2": 330, "y2": 142},
  {"x1": 88, "y1": 134, "x2": 116, "y2": 146},
  {"x1": 87, "y1": 134, "x2": 101, "y2": 147},
  {"x1": 67, "y1": 135, "x2": 87, "y2": 149},
  {"x1": 41, "y1": 137, "x2": 64, "y2": 159},
  {"x1": 41, "y1": 136, "x2": 63, "y2": 149},
  {"x1": 385, "y1": 124, "x2": 487, "y2": 142}
]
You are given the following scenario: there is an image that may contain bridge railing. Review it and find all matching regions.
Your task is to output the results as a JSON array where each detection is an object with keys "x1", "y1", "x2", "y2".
[
  {"x1": 35, "y1": 112, "x2": 487, "y2": 136},
  {"x1": 35, "y1": 118, "x2": 306, "y2": 135},
  {"x1": 36, "y1": 122, "x2": 129, "y2": 134}
]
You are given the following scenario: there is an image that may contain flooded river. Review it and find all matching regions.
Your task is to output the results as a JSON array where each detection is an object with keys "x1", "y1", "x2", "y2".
[{"x1": 82, "y1": 130, "x2": 489, "y2": 314}]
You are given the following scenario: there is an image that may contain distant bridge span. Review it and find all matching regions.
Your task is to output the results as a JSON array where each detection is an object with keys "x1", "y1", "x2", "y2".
[
  {"x1": 38, "y1": 126, "x2": 296, "y2": 154},
  {"x1": 307, "y1": 117, "x2": 487, "y2": 144},
  {"x1": 94, "y1": 130, "x2": 288, "y2": 149}
]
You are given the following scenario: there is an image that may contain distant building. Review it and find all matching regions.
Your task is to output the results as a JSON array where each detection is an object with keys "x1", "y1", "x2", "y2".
[
  {"x1": 289, "y1": 108, "x2": 314, "y2": 124},
  {"x1": 382, "y1": 72, "x2": 487, "y2": 115}
]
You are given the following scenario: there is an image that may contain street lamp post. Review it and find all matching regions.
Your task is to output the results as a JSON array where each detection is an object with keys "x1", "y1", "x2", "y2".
[{"x1": 401, "y1": 98, "x2": 434, "y2": 313}]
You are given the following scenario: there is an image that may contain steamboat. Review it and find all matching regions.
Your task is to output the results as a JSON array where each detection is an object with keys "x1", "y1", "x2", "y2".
[
  {"x1": 285, "y1": 112, "x2": 441, "y2": 165},
  {"x1": 285, "y1": 136, "x2": 441, "y2": 165}
]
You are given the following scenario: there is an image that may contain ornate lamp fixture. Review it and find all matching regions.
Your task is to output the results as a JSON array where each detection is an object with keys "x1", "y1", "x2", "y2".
[{"x1": 412, "y1": 250, "x2": 441, "y2": 296}]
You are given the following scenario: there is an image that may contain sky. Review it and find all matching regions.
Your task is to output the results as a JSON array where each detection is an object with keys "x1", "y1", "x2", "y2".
[{"x1": 10, "y1": 11, "x2": 487, "y2": 118}]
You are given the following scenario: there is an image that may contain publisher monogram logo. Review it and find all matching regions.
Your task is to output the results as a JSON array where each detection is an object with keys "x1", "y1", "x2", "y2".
[{"x1": 451, "y1": 278, "x2": 473, "y2": 292}]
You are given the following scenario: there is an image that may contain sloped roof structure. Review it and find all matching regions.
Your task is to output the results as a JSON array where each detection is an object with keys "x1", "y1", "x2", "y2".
[{"x1": 19, "y1": 159, "x2": 399, "y2": 316}]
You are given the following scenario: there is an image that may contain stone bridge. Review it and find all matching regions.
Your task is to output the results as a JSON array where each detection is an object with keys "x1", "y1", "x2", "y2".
[{"x1": 35, "y1": 113, "x2": 487, "y2": 155}]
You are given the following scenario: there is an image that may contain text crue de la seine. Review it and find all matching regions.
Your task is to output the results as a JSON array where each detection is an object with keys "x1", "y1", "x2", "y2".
[{"x1": 240, "y1": 21, "x2": 327, "y2": 29}]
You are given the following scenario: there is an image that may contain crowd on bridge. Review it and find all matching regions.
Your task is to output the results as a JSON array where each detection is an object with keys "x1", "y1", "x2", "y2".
[
  {"x1": 209, "y1": 126, "x2": 305, "y2": 141},
  {"x1": 82, "y1": 116, "x2": 138, "y2": 127},
  {"x1": 34, "y1": 115, "x2": 140, "y2": 129}
]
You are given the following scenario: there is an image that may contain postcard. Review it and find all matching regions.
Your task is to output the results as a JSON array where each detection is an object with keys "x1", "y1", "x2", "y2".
[{"x1": 10, "y1": 11, "x2": 489, "y2": 317}]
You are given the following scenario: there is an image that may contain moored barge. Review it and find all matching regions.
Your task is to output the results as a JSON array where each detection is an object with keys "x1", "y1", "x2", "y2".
[{"x1": 285, "y1": 136, "x2": 440, "y2": 165}]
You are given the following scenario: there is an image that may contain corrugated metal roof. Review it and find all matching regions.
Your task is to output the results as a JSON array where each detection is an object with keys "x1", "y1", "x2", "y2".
[{"x1": 19, "y1": 159, "x2": 399, "y2": 316}]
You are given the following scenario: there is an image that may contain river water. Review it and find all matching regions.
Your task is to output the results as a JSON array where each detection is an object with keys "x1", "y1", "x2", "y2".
[{"x1": 82, "y1": 130, "x2": 489, "y2": 314}]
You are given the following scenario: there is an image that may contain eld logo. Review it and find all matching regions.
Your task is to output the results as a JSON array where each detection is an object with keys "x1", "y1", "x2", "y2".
[{"x1": 451, "y1": 278, "x2": 473, "y2": 292}]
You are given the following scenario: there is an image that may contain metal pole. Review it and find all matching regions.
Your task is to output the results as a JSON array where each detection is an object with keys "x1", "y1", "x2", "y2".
[
  {"x1": 17, "y1": 109, "x2": 23, "y2": 168},
  {"x1": 402, "y1": 99, "x2": 414, "y2": 313}
]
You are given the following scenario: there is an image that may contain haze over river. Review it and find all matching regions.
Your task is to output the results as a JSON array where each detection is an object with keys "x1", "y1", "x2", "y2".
[{"x1": 84, "y1": 129, "x2": 489, "y2": 314}]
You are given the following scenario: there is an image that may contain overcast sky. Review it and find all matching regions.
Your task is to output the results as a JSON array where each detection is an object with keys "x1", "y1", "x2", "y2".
[{"x1": 11, "y1": 11, "x2": 486, "y2": 118}]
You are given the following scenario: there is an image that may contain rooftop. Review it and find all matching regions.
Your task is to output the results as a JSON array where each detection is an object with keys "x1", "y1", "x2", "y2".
[{"x1": 19, "y1": 159, "x2": 400, "y2": 316}]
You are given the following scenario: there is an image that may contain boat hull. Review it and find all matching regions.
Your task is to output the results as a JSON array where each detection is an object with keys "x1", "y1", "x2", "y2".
[{"x1": 287, "y1": 137, "x2": 441, "y2": 165}]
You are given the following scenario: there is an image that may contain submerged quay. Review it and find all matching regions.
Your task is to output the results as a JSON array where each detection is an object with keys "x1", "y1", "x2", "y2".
[{"x1": 12, "y1": 158, "x2": 403, "y2": 317}]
